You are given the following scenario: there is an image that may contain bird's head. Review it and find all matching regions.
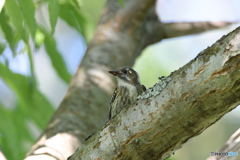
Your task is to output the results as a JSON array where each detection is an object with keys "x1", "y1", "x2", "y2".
[{"x1": 109, "y1": 66, "x2": 141, "y2": 85}]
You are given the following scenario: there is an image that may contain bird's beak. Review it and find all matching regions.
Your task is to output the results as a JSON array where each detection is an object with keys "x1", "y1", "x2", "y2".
[{"x1": 109, "y1": 70, "x2": 120, "y2": 76}]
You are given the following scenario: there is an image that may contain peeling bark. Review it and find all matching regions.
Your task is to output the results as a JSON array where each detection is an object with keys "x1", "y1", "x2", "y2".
[
  {"x1": 25, "y1": 0, "x2": 235, "y2": 159},
  {"x1": 68, "y1": 26, "x2": 240, "y2": 160}
]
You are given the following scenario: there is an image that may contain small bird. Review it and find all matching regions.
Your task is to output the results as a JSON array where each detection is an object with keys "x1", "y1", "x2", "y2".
[{"x1": 108, "y1": 66, "x2": 146, "y2": 119}]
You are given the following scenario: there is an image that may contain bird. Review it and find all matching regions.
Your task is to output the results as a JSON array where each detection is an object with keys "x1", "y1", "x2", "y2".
[{"x1": 108, "y1": 66, "x2": 146, "y2": 119}]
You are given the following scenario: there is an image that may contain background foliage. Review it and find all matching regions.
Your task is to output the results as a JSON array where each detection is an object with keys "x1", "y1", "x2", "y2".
[
  {"x1": 0, "y1": 0, "x2": 105, "y2": 159},
  {"x1": 0, "y1": 0, "x2": 239, "y2": 160}
]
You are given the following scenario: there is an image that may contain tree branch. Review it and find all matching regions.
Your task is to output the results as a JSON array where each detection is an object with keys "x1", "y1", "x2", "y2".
[
  {"x1": 207, "y1": 128, "x2": 240, "y2": 160},
  {"x1": 129, "y1": 4, "x2": 236, "y2": 50},
  {"x1": 163, "y1": 22, "x2": 236, "y2": 39},
  {"x1": 68, "y1": 26, "x2": 240, "y2": 160}
]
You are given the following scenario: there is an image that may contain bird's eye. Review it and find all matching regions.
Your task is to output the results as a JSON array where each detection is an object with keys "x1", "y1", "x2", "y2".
[{"x1": 123, "y1": 70, "x2": 127, "y2": 73}]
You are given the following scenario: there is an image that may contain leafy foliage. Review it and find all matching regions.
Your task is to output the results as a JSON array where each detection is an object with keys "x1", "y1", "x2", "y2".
[
  {"x1": 48, "y1": 0, "x2": 60, "y2": 34},
  {"x1": 0, "y1": 0, "x2": 104, "y2": 159}
]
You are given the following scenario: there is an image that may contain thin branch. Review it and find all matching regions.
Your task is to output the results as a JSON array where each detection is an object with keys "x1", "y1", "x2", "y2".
[
  {"x1": 163, "y1": 22, "x2": 236, "y2": 38},
  {"x1": 134, "y1": 5, "x2": 236, "y2": 50},
  {"x1": 68, "y1": 26, "x2": 240, "y2": 160}
]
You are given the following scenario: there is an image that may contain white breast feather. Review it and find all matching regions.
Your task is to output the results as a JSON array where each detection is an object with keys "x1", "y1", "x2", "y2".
[{"x1": 117, "y1": 78, "x2": 138, "y2": 97}]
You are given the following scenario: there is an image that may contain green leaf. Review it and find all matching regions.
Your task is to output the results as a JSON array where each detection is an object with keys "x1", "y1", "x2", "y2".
[
  {"x1": 0, "y1": 9, "x2": 18, "y2": 52},
  {"x1": 29, "y1": 90, "x2": 55, "y2": 128},
  {"x1": 48, "y1": 0, "x2": 60, "y2": 34},
  {"x1": 34, "y1": 28, "x2": 45, "y2": 49},
  {"x1": 0, "y1": 43, "x2": 6, "y2": 55},
  {"x1": 117, "y1": 0, "x2": 124, "y2": 8},
  {"x1": 72, "y1": 6, "x2": 94, "y2": 42},
  {"x1": 40, "y1": 27, "x2": 71, "y2": 83},
  {"x1": 59, "y1": 4, "x2": 81, "y2": 31},
  {"x1": 0, "y1": 63, "x2": 31, "y2": 99},
  {"x1": 4, "y1": 0, "x2": 28, "y2": 42},
  {"x1": 26, "y1": 43, "x2": 35, "y2": 78},
  {"x1": 59, "y1": 4, "x2": 94, "y2": 42},
  {"x1": 70, "y1": 0, "x2": 82, "y2": 9},
  {"x1": 0, "y1": 63, "x2": 54, "y2": 128},
  {"x1": 18, "y1": 0, "x2": 37, "y2": 39},
  {"x1": 0, "y1": 105, "x2": 27, "y2": 160}
]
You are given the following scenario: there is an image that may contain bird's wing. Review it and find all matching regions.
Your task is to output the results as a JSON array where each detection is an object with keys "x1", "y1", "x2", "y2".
[
  {"x1": 142, "y1": 85, "x2": 146, "y2": 92},
  {"x1": 109, "y1": 87, "x2": 118, "y2": 119},
  {"x1": 110, "y1": 87, "x2": 118, "y2": 105}
]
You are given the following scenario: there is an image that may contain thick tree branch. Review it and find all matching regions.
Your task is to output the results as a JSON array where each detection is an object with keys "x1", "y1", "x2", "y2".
[
  {"x1": 25, "y1": 0, "x2": 236, "y2": 159},
  {"x1": 207, "y1": 128, "x2": 240, "y2": 160},
  {"x1": 68, "y1": 26, "x2": 240, "y2": 160}
]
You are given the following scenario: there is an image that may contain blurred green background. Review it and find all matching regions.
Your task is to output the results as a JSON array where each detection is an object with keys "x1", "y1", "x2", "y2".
[{"x1": 0, "y1": 0, "x2": 240, "y2": 160}]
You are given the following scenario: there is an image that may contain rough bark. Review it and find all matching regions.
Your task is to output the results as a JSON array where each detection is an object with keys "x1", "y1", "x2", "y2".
[
  {"x1": 68, "y1": 26, "x2": 240, "y2": 160},
  {"x1": 25, "y1": 0, "x2": 236, "y2": 159},
  {"x1": 207, "y1": 128, "x2": 240, "y2": 160}
]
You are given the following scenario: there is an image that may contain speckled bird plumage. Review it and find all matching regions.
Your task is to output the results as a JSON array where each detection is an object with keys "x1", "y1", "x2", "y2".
[{"x1": 109, "y1": 66, "x2": 146, "y2": 119}]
